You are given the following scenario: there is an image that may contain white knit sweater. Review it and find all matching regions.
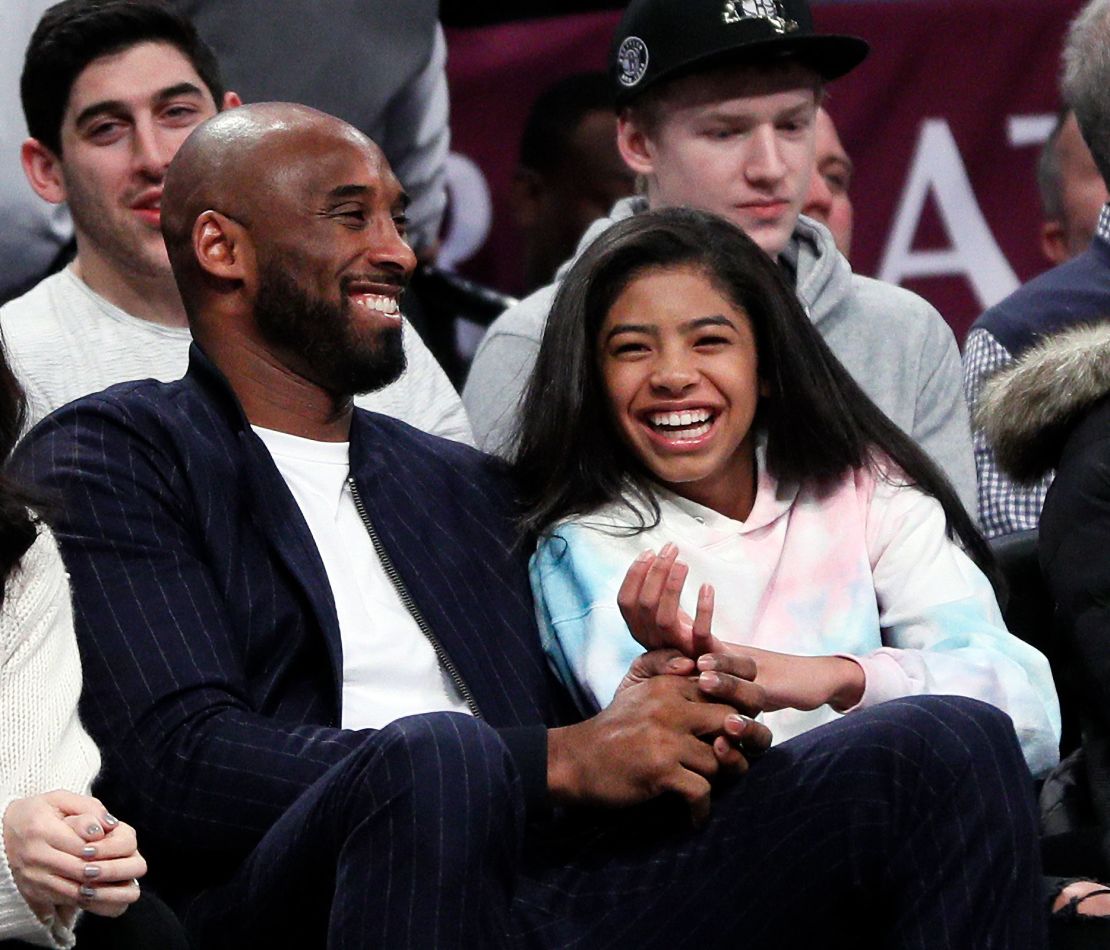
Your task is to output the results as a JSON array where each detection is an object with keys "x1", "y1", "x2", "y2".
[{"x1": 0, "y1": 525, "x2": 100, "y2": 948}]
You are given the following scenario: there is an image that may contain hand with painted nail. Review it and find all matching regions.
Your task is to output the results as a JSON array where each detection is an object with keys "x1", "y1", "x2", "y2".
[
  {"x1": 2, "y1": 790, "x2": 146, "y2": 922},
  {"x1": 617, "y1": 544, "x2": 724, "y2": 657}
]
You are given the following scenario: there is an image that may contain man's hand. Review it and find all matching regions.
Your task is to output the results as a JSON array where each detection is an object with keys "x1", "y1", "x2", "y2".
[
  {"x1": 548, "y1": 670, "x2": 771, "y2": 825},
  {"x1": 617, "y1": 648, "x2": 770, "y2": 773}
]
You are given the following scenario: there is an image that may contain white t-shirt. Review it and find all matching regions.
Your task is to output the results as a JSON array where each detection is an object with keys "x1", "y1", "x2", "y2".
[
  {"x1": 0, "y1": 268, "x2": 475, "y2": 445},
  {"x1": 253, "y1": 425, "x2": 472, "y2": 730}
]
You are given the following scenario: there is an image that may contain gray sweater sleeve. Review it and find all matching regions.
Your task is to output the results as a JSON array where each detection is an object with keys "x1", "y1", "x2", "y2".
[
  {"x1": 910, "y1": 309, "x2": 978, "y2": 519},
  {"x1": 463, "y1": 285, "x2": 556, "y2": 457}
]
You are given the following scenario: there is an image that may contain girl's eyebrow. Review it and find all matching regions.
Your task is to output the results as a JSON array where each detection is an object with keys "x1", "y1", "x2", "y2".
[
  {"x1": 681, "y1": 315, "x2": 736, "y2": 331},
  {"x1": 604, "y1": 323, "x2": 657, "y2": 342},
  {"x1": 603, "y1": 314, "x2": 737, "y2": 343}
]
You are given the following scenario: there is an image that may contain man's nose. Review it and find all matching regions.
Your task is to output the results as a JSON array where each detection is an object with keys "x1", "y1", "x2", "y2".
[
  {"x1": 365, "y1": 219, "x2": 418, "y2": 279},
  {"x1": 131, "y1": 120, "x2": 174, "y2": 178},
  {"x1": 744, "y1": 126, "x2": 787, "y2": 185}
]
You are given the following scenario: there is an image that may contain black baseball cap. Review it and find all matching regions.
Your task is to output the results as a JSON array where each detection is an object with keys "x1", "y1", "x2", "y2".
[{"x1": 612, "y1": 0, "x2": 869, "y2": 107}]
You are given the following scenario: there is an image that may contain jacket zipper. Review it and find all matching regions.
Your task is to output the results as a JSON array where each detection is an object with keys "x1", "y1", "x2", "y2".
[{"x1": 346, "y1": 476, "x2": 482, "y2": 719}]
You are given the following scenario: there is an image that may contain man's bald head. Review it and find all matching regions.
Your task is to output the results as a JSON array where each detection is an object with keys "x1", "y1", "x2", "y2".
[
  {"x1": 159, "y1": 101, "x2": 416, "y2": 403},
  {"x1": 161, "y1": 102, "x2": 394, "y2": 312}
]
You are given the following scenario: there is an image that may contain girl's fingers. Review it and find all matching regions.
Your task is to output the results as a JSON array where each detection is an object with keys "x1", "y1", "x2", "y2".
[
  {"x1": 654, "y1": 559, "x2": 689, "y2": 641},
  {"x1": 617, "y1": 550, "x2": 654, "y2": 624},
  {"x1": 692, "y1": 583, "x2": 715, "y2": 658}
]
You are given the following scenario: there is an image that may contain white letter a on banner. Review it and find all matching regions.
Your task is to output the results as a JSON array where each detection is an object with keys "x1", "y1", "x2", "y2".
[{"x1": 878, "y1": 119, "x2": 1018, "y2": 309}]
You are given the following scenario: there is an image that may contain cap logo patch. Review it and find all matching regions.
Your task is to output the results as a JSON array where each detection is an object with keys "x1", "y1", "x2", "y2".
[
  {"x1": 616, "y1": 36, "x2": 650, "y2": 87},
  {"x1": 722, "y1": 0, "x2": 798, "y2": 33}
]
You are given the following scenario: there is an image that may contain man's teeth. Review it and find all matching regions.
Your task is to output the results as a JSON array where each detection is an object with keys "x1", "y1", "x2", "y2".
[
  {"x1": 351, "y1": 293, "x2": 400, "y2": 314},
  {"x1": 647, "y1": 409, "x2": 713, "y2": 440}
]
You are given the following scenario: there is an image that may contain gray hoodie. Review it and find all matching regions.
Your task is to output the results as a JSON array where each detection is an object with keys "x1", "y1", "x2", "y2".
[{"x1": 463, "y1": 197, "x2": 976, "y2": 515}]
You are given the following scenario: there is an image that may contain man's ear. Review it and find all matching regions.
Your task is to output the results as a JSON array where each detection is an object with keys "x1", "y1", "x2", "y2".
[
  {"x1": 20, "y1": 138, "x2": 66, "y2": 205},
  {"x1": 221, "y1": 90, "x2": 242, "y2": 111},
  {"x1": 193, "y1": 210, "x2": 250, "y2": 281},
  {"x1": 1040, "y1": 220, "x2": 1068, "y2": 267},
  {"x1": 509, "y1": 167, "x2": 544, "y2": 230},
  {"x1": 616, "y1": 112, "x2": 656, "y2": 178}
]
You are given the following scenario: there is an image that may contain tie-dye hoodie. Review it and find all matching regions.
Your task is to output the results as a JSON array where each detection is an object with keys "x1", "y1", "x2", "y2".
[{"x1": 530, "y1": 450, "x2": 1061, "y2": 777}]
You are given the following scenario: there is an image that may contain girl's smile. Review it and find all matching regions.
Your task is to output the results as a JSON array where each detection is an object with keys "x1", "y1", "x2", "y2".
[{"x1": 598, "y1": 264, "x2": 763, "y2": 521}]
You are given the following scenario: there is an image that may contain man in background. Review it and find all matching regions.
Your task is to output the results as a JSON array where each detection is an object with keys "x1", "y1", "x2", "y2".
[
  {"x1": 1037, "y1": 106, "x2": 1108, "y2": 266},
  {"x1": 2, "y1": 0, "x2": 471, "y2": 443},
  {"x1": 510, "y1": 72, "x2": 635, "y2": 294},
  {"x1": 965, "y1": 0, "x2": 1110, "y2": 538},
  {"x1": 802, "y1": 105, "x2": 853, "y2": 257}
]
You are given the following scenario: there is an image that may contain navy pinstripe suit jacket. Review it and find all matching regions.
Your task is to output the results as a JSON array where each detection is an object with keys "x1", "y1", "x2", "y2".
[{"x1": 13, "y1": 346, "x2": 573, "y2": 896}]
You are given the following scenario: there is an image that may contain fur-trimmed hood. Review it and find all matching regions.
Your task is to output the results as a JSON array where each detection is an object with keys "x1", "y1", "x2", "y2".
[{"x1": 976, "y1": 321, "x2": 1110, "y2": 482}]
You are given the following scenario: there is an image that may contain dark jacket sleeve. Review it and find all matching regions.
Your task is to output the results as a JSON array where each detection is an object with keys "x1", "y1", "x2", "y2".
[
  {"x1": 14, "y1": 402, "x2": 374, "y2": 859},
  {"x1": 1039, "y1": 398, "x2": 1110, "y2": 850}
]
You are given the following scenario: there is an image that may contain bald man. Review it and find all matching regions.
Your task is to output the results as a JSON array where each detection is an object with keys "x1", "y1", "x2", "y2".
[{"x1": 14, "y1": 104, "x2": 1044, "y2": 948}]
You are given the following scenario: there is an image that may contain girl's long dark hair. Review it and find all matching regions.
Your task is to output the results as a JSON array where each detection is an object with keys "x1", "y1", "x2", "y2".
[
  {"x1": 0, "y1": 343, "x2": 39, "y2": 607},
  {"x1": 512, "y1": 207, "x2": 993, "y2": 578}
]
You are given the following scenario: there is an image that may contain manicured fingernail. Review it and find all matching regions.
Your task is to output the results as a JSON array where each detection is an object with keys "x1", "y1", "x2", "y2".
[
  {"x1": 82, "y1": 845, "x2": 97, "y2": 858},
  {"x1": 83, "y1": 865, "x2": 101, "y2": 879},
  {"x1": 727, "y1": 714, "x2": 747, "y2": 732},
  {"x1": 86, "y1": 824, "x2": 102, "y2": 837},
  {"x1": 697, "y1": 655, "x2": 717, "y2": 671},
  {"x1": 79, "y1": 885, "x2": 96, "y2": 899},
  {"x1": 660, "y1": 542, "x2": 676, "y2": 556},
  {"x1": 699, "y1": 671, "x2": 720, "y2": 688},
  {"x1": 102, "y1": 813, "x2": 118, "y2": 828}
]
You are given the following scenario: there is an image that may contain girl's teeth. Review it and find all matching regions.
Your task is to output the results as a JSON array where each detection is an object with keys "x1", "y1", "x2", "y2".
[
  {"x1": 659, "y1": 422, "x2": 711, "y2": 441},
  {"x1": 649, "y1": 408, "x2": 711, "y2": 428}
]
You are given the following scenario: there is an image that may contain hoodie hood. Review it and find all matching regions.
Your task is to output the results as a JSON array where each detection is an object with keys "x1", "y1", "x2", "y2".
[
  {"x1": 976, "y1": 321, "x2": 1110, "y2": 482},
  {"x1": 561, "y1": 198, "x2": 851, "y2": 331},
  {"x1": 781, "y1": 214, "x2": 854, "y2": 329}
]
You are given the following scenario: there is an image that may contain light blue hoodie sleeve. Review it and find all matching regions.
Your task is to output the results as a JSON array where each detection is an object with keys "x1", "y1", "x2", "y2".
[{"x1": 529, "y1": 525, "x2": 646, "y2": 715}]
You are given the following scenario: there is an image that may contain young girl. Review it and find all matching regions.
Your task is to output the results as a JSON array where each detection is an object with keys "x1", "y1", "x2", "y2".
[{"x1": 513, "y1": 207, "x2": 1060, "y2": 777}]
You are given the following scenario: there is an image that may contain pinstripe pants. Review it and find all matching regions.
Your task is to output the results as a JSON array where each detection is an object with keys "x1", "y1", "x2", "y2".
[{"x1": 185, "y1": 695, "x2": 1045, "y2": 949}]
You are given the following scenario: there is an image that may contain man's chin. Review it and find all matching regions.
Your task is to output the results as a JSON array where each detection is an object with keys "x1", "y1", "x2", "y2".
[{"x1": 345, "y1": 326, "x2": 407, "y2": 395}]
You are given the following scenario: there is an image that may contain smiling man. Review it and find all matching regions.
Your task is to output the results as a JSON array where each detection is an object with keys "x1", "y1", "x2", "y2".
[
  {"x1": 1, "y1": 0, "x2": 472, "y2": 444},
  {"x1": 464, "y1": 0, "x2": 977, "y2": 515}
]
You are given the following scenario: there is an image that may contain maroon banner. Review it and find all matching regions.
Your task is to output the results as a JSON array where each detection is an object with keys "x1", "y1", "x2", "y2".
[{"x1": 444, "y1": 0, "x2": 1085, "y2": 342}]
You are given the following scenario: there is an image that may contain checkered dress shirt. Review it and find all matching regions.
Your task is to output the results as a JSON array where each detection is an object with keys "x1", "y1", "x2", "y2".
[{"x1": 964, "y1": 204, "x2": 1110, "y2": 538}]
